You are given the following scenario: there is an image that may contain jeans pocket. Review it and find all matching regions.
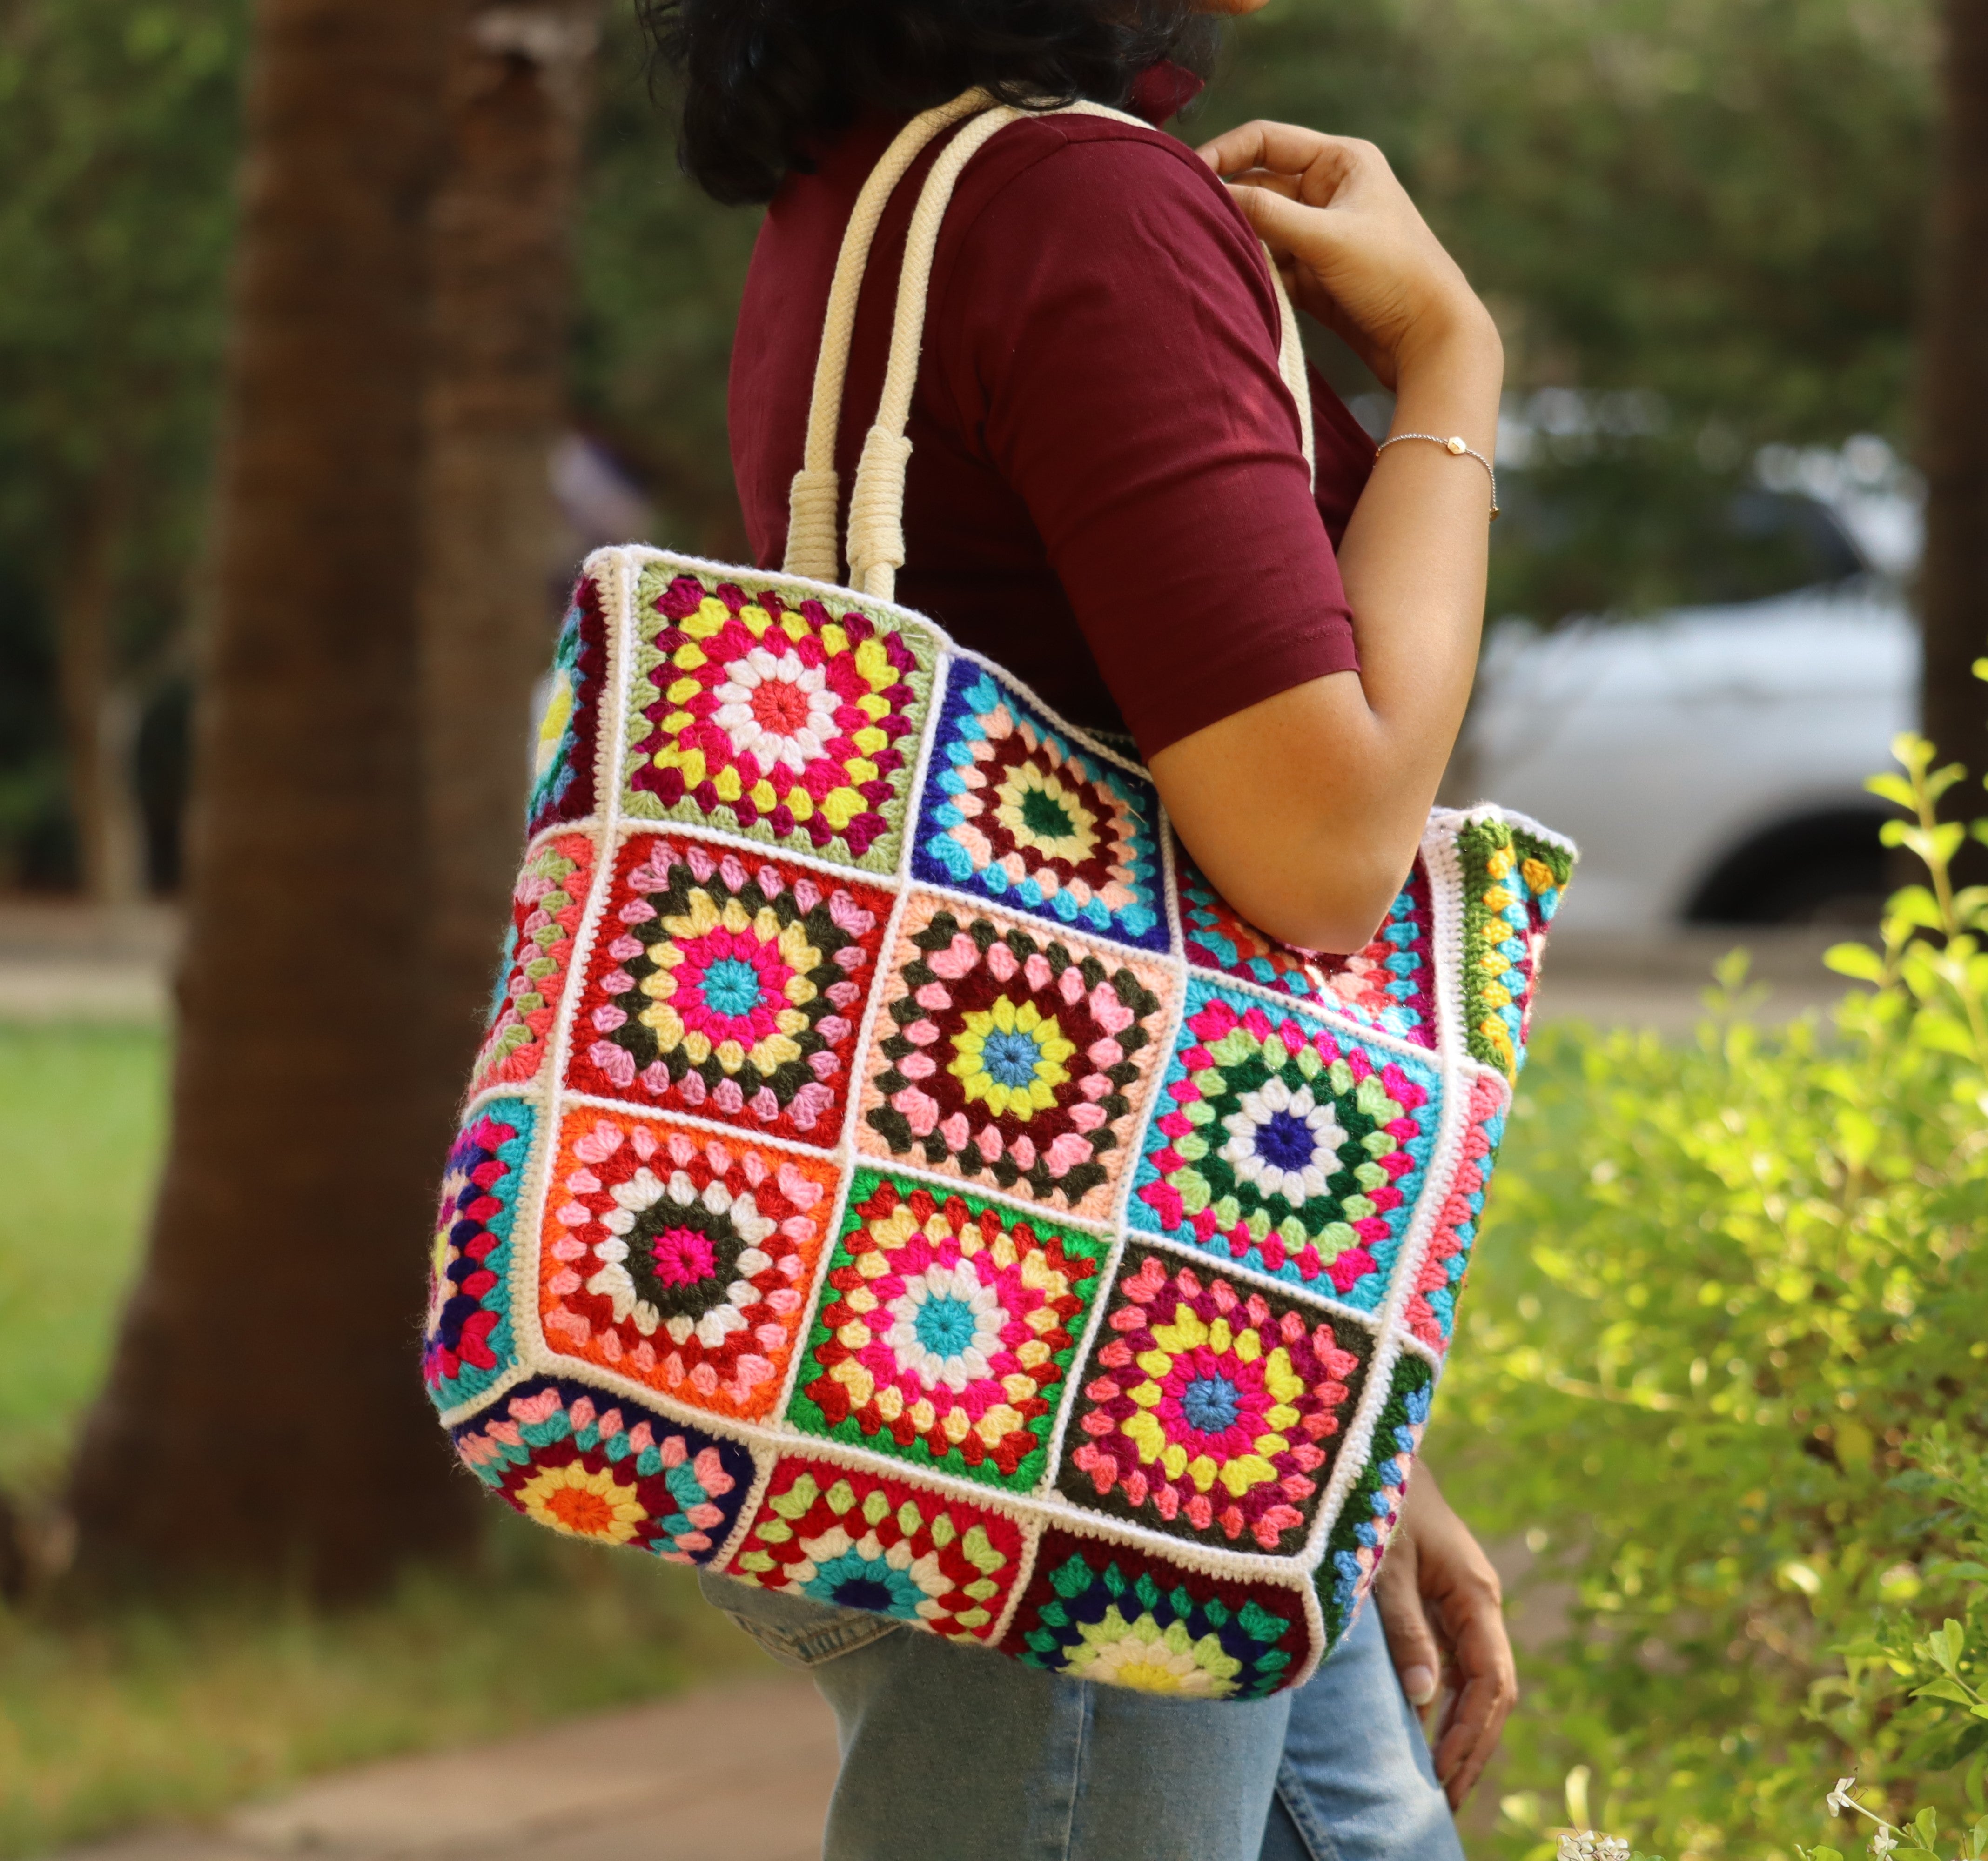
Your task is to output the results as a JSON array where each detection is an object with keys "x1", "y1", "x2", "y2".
[{"x1": 698, "y1": 1568, "x2": 906, "y2": 1669}]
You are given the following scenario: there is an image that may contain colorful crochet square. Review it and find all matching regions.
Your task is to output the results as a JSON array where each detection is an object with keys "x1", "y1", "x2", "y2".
[
  {"x1": 1001, "y1": 1529, "x2": 1311, "y2": 1699},
  {"x1": 1404, "y1": 1072, "x2": 1509, "y2": 1352},
  {"x1": 911, "y1": 662, "x2": 1168, "y2": 951},
  {"x1": 624, "y1": 568, "x2": 935, "y2": 874},
  {"x1": 1316, "y1": 1351, "x2": 1434, "y2": 1646},
  {"x1": 1178, "y1": 845, "x2": 1437, "y2": 1049},
  {"x1": 451, "y1": 1376, "x2": 753, "y2": 1562},
  {"x1": 787, "y1": 1170, "x2": 1109, "y2": 1492},
  {"x1": 1129, "y1": 982, "x2": 1438, "y2": 1306},
  {"x1": 537, "y1": 1107, "x2": 840, "y2": 1420},
  {"x1": 568, "y1": 836, "x2": 891, "y2": 1146},
  {"x1": 724, "y1": 1458, "x2": 1026, "y2": 1642},
  {"x1": 470, "y1": 832, "x2": 596, "y2": 1096},
  {"x1": 526, "y1": 574, "x2": 607, "y2": 837},
  {"x1": 858, "y1": 897, "x2": 1172, "y2": 1218},
  {"x1": 1457, "y1": 817, "x2": 1572, "y2": 1079},
  {"x1": 423, "y1": 1099, "x2": 535, "y2": 1414},
  {"x1": 1057, "y1": 1249, "x2": 1372, "y2": 1553}
]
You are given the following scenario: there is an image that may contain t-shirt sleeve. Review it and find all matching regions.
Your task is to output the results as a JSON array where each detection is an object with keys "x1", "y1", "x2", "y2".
[{"x1": 931, "y1": 127, "x2": 1363, "y2": 758}]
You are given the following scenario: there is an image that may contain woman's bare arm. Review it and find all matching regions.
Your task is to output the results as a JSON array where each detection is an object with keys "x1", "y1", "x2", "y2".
[{"x1": 1149, "y1": 123, "x2": 1501, "y2": 954}]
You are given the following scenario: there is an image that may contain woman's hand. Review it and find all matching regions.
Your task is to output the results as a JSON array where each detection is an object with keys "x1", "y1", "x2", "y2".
[
  {"x1": 1196, "y1": 121, "x2": 1492, "y2": 389},
  {"x1": 1372, "y1": 1465, "x2": 1518, "y2": 1808}
]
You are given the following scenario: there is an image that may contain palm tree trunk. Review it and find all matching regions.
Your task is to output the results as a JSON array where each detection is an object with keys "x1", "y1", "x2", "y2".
[
  {"x1": 1919, "y1": 0, "x2": 1988, "y2": 790},
  {"x1": 420, "y1": 0, "x2": 602, "y2": 1075},
  {"x1": 67, "y1": 0, "x2": 472, "y2": 1595}
]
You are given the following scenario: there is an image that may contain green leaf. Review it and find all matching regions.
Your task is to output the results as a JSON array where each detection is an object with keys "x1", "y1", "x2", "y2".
[
  {"x1": 1914, "y1": 1012, "x2": 1981, "y2": 1059},
  {"x1": 1913, "y1": 1677, "x2": 1978, "y2": 1707},
  {"x1": 1867, "y1": 771, "x2": 1920, "y2": 809},
  {"x1": 1888, "y1": 886, "x2": 1948, "y2": 932},
  {"x1": 1825, "y1": 942, "x2": 1887, "y2": 983}
]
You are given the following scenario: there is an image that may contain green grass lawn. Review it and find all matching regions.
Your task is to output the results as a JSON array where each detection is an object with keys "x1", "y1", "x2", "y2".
[
  {"x1": 0, "y1": 1026, "x2": 760, "y2": 1859},
  {"x1": 0, "y1": 1025, "x2": 166, "y2": 1495}
]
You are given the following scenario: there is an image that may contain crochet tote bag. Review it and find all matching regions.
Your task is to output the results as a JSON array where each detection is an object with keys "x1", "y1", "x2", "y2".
[{"x1": 423, "y1": 93, "x2": 1575, "y2": 1701}]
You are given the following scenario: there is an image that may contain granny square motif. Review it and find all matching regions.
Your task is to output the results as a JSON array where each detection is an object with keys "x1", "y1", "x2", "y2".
[{"x1": 426, "y1": 546, "x2": 1574, "y2": 1700}]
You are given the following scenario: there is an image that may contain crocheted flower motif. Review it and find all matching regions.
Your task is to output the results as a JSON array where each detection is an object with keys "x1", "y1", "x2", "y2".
[
  {"x1": 1001, "y1": 1530, "x2": 1312, "y2": 1699},
  {"x1": 526, "y1": 574, "x2": 608, "y2": 837},
  {"x1": 624, "y1": 569, "x2": 936, "y2": 874},
  {"x1": 858, "y1": 898, "x2": 1172, "y2": 1217},
  {"x1": 537, "y1": 1108, "x2": 839, "y2": 1420},
  {"x1": 1316, "y1": 1352, "x2": 1434, "y2": 1647},
  {"x1": 725, "y1": 1459, "x2": 1027, "y2": 1642},
  {"x1": 1177, "y1": 844, "x2": 1437, "y2": 1049},
  {"x1": 912, "y1": 664, "x2": 1167, "y2": 950},
  {"x1": 423, "y1": 1099, "x2": 534, "y2": 1414},
  {"x1": 1058, "y1": 1250, "x2": 1371, "y2": 1553},
  {"x1": 1404, "y1": 1071, "x2": 1508, "y2": 1352},
  {"x1": 568, "y1": 837, "x2": 890, "y2": 1146},
  {"x1": 1130, "y1": 984, "x2": 1438, "y2": 1307},
  {"x1": 451, "y1": 1377, "x2": 753, "y2": 1562},
  {"x1": 469, "y1": 832, "x2": 595, "y2": 1095},
  {"x1": 788, "y1": 1171, "x2": 1109, "y2": 1491},
  {"x1": 1457, "y1": 817, "x2": 1572, "y2": 1079}
]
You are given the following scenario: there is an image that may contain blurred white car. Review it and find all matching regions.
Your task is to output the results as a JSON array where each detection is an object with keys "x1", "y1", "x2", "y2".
[{"x1": 1463, "y1": 581, "x2": 1918, "y2": 932}]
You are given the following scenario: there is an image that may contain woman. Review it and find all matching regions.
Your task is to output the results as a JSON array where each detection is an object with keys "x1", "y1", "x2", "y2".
[{"x1": 645, "y1": 2, "x2": 1517, "y2": 1855}]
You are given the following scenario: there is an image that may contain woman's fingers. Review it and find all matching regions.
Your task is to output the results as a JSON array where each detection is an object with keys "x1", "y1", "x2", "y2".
[
  {"x1": 1372, "y1": 1529, "x2": 1442, "y2": 1707},
  {"x1": 1431, "y1": 1590, "x2": 1519, "y2": 1807},
  {"x1": 1197, "y1": 118, "x2": 1360, "y2": 190}
]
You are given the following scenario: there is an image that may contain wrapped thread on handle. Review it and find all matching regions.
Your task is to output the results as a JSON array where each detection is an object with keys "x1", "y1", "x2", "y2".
[{"x1": 782, "y1": 90, "x2": 989, "y2": 582}]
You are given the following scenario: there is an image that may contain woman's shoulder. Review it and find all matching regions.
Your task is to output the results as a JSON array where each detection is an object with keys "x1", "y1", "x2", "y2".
[
  {"x1": 956, "y1": 108, "x2": 1259, "y2": 241},
  {"x1": 937, "y1": 109, "x2": 1277, "y2": 326}
]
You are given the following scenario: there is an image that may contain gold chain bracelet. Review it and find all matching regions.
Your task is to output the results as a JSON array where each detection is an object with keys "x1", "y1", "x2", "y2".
[{"x1": 1375, "y1": 431, "x2": 1500, "y2": 519}]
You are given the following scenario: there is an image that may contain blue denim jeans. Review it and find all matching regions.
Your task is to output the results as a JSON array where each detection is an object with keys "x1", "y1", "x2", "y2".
[{"x1": 700, "y1": 1572, "x2": 1463, "y2": 1861}]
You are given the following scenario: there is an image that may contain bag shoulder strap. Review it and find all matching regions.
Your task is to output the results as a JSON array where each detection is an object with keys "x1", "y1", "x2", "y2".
[{"x1": 784, "y1": 92, "x2": 1317, "y2": 602}]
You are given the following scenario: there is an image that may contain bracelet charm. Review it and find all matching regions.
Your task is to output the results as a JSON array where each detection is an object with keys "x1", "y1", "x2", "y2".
[{"x1": 1376, "y1": 430, "x2": 1500, "y2": 518}]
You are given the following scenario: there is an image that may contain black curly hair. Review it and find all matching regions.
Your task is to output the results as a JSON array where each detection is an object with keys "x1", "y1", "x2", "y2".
[{"x1": 640, "y1": 0, "x2": 1221, "y2": 205}]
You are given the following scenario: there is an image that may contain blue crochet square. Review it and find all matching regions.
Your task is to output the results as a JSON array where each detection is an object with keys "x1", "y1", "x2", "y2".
[
  {"x1": 910, "y1": 659, "x2": 1169, "y2": 952},
  {"x1": 1128, "y1": 979, "x2": 1441, "y2": 1311}
]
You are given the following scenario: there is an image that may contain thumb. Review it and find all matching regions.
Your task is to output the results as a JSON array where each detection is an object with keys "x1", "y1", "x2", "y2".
[{"x1": 1373, "y1": 1539, "x2": 1442, "y2": 1709}]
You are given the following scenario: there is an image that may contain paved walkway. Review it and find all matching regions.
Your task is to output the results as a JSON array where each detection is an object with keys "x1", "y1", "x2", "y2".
[{"x1": 59, "y1": 1677, "x2": 841, "y2": 1861}]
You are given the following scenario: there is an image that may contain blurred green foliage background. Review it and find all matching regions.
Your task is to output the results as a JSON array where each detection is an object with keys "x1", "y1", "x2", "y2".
[{"x1": 0, "y1": 0, "x2": 1934, "y2": 885}]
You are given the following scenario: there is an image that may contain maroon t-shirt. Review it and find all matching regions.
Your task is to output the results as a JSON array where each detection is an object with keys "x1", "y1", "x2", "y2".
[{"x1": 728, "y1": 97, "x2": 1376, "y2": 756}]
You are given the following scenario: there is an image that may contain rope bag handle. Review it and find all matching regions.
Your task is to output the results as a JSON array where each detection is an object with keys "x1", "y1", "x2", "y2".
[{"x1": 783, "y1": 90, "x2": 1318, "y2": 602}]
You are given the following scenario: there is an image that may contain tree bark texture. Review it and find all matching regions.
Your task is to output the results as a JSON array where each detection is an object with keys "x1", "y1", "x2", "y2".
[
  {"x1": 67, "y1": 0, "x2": 474, "y2": 1595},
  {"x1": 1919, "y1": 0, "x2": 1988, "y2": 784},
  {"x1": 420, "y1": 0, "x2": 602, "y2": 1082}
]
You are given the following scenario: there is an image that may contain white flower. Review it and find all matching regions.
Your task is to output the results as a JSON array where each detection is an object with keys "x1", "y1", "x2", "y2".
[
  {"x1": 711, "y1": 646, "x2": 839, "y2": 774},
  {"x1": 584, "y1": 1171, "x2": 773, "y2": 1339},
  {"x1": 1871, "y1": 1829, "x2": 1897, "y2": 1859},
  {"x1": 1557, "y1": 1835, "x2": 1628, "y2": 1861},
  {"x1": 881, "y1": 1262, "x2": 1005, "y2": 1390},
  {"x1": 1827, "y1": 1777, "x2": 1860, "y2": 1816},
  {"x1": 1219, "y1": 1075, "x2": 1350, "y2": 1206}
]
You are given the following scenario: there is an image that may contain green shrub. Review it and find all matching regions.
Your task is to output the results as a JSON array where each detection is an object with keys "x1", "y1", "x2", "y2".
[{"x1": 1440, "y1": 729, "x2": 1988, "y2": 1858}]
